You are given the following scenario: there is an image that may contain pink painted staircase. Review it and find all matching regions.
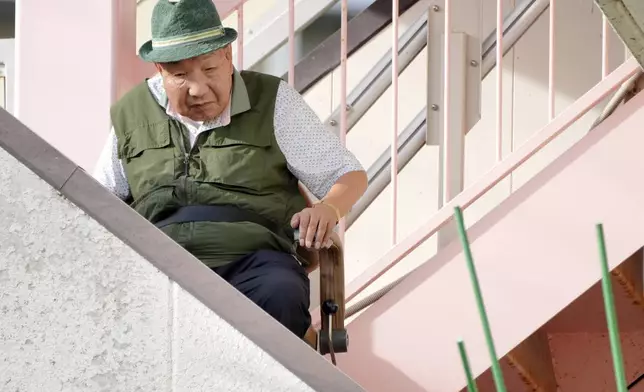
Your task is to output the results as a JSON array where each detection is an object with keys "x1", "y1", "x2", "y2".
[{"x1": 335, "y1": 74, "x2": 644, "y2": 391}]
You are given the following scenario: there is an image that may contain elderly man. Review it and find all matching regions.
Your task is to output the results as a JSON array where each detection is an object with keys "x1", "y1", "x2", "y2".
[{"x1": 93, "y1": 0, "x2": 367, "y2": 342}]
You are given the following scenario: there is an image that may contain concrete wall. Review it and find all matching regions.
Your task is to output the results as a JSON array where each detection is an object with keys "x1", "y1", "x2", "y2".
[{"x1": 0, "y1": 143, "x2": 315, "y2": 391}]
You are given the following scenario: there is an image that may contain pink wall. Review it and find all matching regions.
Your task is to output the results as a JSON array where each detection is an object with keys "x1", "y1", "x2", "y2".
[
  {"x1": 113, "y1": 0, "x2": 156, "y2": 103},
  {"x1": 15, "y1": 1, "x2": 113, "y2": 171},
  {"x1": 337, "y1": 87, "x2": 644, "y2": 390},
  {"x1": 14, "y1": 0, "x2": 151, "y2": 172}
]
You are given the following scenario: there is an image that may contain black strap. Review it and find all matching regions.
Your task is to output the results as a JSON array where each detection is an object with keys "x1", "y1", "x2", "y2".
[{"x1": 154, "y1": 205, "x2": 290, "y2": 238}]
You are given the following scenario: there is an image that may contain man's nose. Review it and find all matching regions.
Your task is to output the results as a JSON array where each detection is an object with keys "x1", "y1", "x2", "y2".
[
  {"x1": 188, "y1": 81, "x2": 207, "y2": 98},
  {"x1": 187, "y1": 74, "x2": 208, "y2": 98}
]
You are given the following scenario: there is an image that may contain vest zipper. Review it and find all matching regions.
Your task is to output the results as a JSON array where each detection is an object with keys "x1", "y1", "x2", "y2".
[
  {"x1": 173, "y1": 123, "x2": 193, "y2": 205},
  {"x1": 183, "y1": 152, "x2": 190, "y2": 204},
  {"x1": 183, "y1": 153, "x2": 190, "y2": 175}
]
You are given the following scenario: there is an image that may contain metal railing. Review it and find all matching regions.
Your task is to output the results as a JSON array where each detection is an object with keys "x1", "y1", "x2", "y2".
[
  {"x1": 347, "y1": 0, "x2": 549, "y2": 228},
  {"x1": 344, "y1": 56, "x2": 640, "y2": 309},
  {"x1": 324, "y1": 13, "x2": 428, "y2": 135}
]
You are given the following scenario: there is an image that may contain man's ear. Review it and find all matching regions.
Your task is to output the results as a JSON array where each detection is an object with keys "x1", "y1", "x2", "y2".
[
  {"x1": 154, "y1": 62, "x2": 163, "y2": 73},
  {"x1": 224, "y1": 45, "x2": 233, "y2": 62},
  {"x1": 224, "y1": 46, "x2": 234, "y2": 73}
]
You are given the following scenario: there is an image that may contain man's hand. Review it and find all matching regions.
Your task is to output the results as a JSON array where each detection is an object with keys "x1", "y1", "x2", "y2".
[{"x1": 291, "y1": 204, "x2": 338, "y2": 249}]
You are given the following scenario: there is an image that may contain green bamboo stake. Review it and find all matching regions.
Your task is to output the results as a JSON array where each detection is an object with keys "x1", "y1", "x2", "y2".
[
  {"x1": 454, "y1": 207, "x2": 507, "y2": 392},
  {"x1": 458, "y1": 340, "x2": 479, "y2": 392},
  {"x1": 596, "y1": 224, "x2": 628, "y2": 392}
]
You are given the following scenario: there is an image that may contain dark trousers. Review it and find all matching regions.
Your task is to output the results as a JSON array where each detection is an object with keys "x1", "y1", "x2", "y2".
[{"x1": 213, "y1": 249, "x2": 311, "y2": 338}]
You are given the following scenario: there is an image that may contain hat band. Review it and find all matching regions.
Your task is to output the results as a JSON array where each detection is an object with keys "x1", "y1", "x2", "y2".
[{"x1": 152, "y1": 26, "x2": 225, "y2": 49}]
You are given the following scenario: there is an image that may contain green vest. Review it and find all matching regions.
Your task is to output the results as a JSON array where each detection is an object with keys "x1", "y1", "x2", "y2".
[{"x1": 110, "y1": 71, "x2": 307, "y2": 268}]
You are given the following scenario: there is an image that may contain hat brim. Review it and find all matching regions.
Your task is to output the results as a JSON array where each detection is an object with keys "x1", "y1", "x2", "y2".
[{"x1": 139, "y1": 27, "x2": 238, "y2": 63}]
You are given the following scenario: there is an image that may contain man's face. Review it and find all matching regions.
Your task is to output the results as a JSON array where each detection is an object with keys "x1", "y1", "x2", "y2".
[{"x1": 156, "y1": 46, "x2": 234, "y2": 122}]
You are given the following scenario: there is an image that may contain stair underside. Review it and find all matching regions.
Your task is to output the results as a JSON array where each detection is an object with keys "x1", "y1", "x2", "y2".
[{"x1": 471, "y1": 248, "x2": 644, "y2": 391}]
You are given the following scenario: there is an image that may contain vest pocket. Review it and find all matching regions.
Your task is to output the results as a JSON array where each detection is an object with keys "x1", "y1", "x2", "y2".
[
  {"x1": 118, "y1": 122, "x2": 172, "y2": 159},
  {"x1": 197, "y1": 137, "x2": 272, "y2": 193},
  {"x1": 118, "y1": 122, "x2": 176, "y2": 199}
]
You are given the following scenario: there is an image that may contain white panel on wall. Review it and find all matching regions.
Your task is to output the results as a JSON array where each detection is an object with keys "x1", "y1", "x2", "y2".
[
  {"x1": 172, "y1": 285, "x2": 313, "y2": 391},
  {"x1": 0, "y1": 147, "x2": 171, "y2": 392},
  {"x1": 0, "y1": 145, "x2": 313, "y2": 392}
]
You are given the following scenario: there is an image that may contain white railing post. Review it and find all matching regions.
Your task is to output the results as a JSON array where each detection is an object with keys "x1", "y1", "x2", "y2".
[
  {"x1": 338, "y1": 0, "x2": 349, "y2": 241},
  {"x1": 548, "y1": 0, "x2": 555, "y2": 120},
  {"x1": 391, "y1": 0, "x2": 400, "y2": 245},
  {"x1": 602, "y1": 15, "x2": 609, "y2": 79},
  {"x1": 288, "y1": 0, "x2": 295, "y2": 86},
  {"x1": 496, "y1": 0, "x2": 503, "y2": 162},
  {"x1": 237, "y1": 4, "x2": 244, "y2": 69}
]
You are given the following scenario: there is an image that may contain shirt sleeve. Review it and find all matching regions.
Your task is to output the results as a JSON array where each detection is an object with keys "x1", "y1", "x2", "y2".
[
  {"x1": 273, "y1": 80, "x2": 365, "y2": 200},
  {"x1": 92, "y1": 127, "x2": 131, "y2": 201}
]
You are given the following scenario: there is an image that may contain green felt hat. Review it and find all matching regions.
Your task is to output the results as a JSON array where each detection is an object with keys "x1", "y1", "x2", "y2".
[{"x1": 139, "y1": 0, "x2": 238, "y2": 63}]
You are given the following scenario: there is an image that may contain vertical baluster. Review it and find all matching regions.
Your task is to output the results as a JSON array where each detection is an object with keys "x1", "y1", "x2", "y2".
[
  {"x1": 442, "y1": 0, "x2": 451, "y2": 204},
  {"x1": 454, "y1": 207, "x2": 507, "y2": 392},
  {"x1": 495, "y1": 0, "x2": 503, "y2": 162},
  {"x1": 548, "y1": 0, "x2": 555, "y2": 120},
  {"x1": 602, "y1": 16, "x2": 609, "y2": 79},
  {"x1": 391, "y1": 0, "x2": 399, "y2": 245},
  {"x1": 458, "y1": 340, "x2": 479, "y2": 392},
  {"x1": 288, "y1": 0, "x2": 295, "y2": 86},
  {"x1": 596, "y1": 224, "x2": 628, "y2": 392},
  {"x1": 237, "y1": 4, "x2": 244, "y2": 69},
  {"x1": 338, "y1": 0, "x2": 348, "y2": 240}
]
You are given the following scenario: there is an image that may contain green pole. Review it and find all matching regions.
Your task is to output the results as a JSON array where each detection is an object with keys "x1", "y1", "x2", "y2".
[
  {"x1": 596, "y1": 224, "x2": 627, "y2": 392},
  {"x1": 458, "y1": 340, "x2": 479, "y2": 392},
  {"x1": 454, "y1": 207, "x2": 507, "y2": 392}
]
